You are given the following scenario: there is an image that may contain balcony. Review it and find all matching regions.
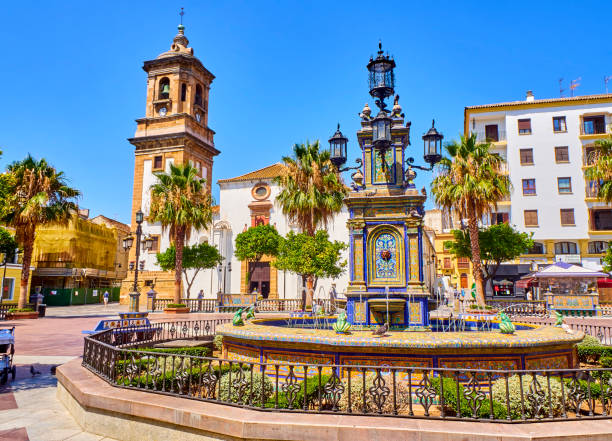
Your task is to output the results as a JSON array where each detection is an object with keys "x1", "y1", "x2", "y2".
[
  {"x1": 589, "y1": 209, "x2": 612, "y2": 232},
  {"x1": 586, "y1": 181, "x2": 602, "y2": 199},
  {"x1": 474, "y1": 130, "x2": 507, "y2": 144},
  {"x1": 580, "y1": 116, "x2": 610, "y2": 138}
]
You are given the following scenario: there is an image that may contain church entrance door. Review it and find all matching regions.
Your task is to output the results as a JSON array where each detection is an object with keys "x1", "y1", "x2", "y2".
[{"x1": 249, "y1": 262, "x2": 270, "y2": 298}]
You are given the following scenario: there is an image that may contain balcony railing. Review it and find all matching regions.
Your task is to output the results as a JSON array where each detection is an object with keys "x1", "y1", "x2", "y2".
[{"x1": 473, "y1": 130, "x2": 506, "y2": 143}]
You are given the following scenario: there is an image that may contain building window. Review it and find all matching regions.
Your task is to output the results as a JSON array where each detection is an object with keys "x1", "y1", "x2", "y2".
[
  {"x1": 181, "y1": 83, "x2": 187, "y2": 102},
  {"x1": 518, "y1": 119, "x2": 532, "y2": 135},
  {"x1": 148, "y1": 236, "x2": 160, "y2": 252},
  {"x1": 153, "y1": 156, "x2": 163, "y2": 170},
  {"x1": 457, "y1": 257, "x2": 470, "y2": 269},
  {"x1": 520, "y1": 148, "x2": 534, "y2": 165},
  {"x1": 560, "y1": 209, "x2": 575, "y2": 226},
  {"x1": 555, "y1": 242, "x2": 578, "y2": 254},
  {"x1": 583, "y1": 115, "x2": 606, "y2": 135},
  {"x1": 524, "y1": 210, "x2": 538, "y2": 227},
  {"x1": 555, "y1": 146, "x2": 569, "y2": 163},
  {"x1": 491, "y1": 212, "x2": 509, "y2": 225},
  {"x1": 195, "y1": 84, "x2": 203, "y2": 107},
  {"x1": 588, "y1": 241, "x2": 609, "y2": 254},
  {"x1": 158, "y1": 77, "x2": 170, "y2": 100},
  {"x1": 557, "y1": 177, "x2": 572, "y2": 194},
  {"x1": 527, "y1": 242, "x2": 545, "y2": 254},
  {"x1": 443, "y1": 257, "x2": 452, "y2": 269},
  {"x1": 1, "y1": 278, "x2": 14, "y2": 301},
  {"x1": 485, "y1": 125, "x2": 499, "y2": 142},
  {"x1": 522, "y1": 179, "x2": 536, "y2": 196},
  {"x1": 590, "y1": 209, "x2": 612, "y2": 231},
  {"x1": 553, "y1": 116, "x2": 567, "y2": 132}
]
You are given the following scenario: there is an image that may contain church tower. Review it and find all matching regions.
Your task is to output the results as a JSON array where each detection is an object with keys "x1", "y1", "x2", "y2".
[{"x1": 121, "y1": 22, "x2": 219, "y2": 301}]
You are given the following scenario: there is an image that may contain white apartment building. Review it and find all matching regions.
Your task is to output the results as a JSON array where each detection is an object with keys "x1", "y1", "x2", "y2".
[{"x1": 465, "y1": 92, "x2": 612, "y2": 275}]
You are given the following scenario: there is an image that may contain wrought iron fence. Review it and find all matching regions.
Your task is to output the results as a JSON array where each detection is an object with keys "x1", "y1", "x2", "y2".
[
  {"x1": 81, "y1": 320, "x2": 612, "y2": 423},
  {"x1": 0, "y1": 303, "x2": 35, "y2": 320}
]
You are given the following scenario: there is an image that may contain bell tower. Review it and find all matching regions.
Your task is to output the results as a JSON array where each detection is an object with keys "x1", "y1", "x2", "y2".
[{"x1": 122, "y1": 21, "x2": 220, "y2": 301}]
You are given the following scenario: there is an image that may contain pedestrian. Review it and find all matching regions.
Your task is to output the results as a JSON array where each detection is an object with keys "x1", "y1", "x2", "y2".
[
  {"x1": 197, "y1": 289, "x2": 204, "y2": 310},
  {"x1": 103, "y1": 290, "x2": 109, "y2": 308}
]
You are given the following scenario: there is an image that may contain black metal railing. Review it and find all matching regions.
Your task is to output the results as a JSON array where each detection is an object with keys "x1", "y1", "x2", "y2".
[
  {"x1": 82, "y1": 320, "x2": 612, "y2": 423},
  {"x1": 0, "y1": 303, "x2": 35, "y2": 320}
]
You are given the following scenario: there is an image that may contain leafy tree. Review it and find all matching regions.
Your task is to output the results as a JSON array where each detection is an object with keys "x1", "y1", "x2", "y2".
[
  {"x1": 1, "y1": 155, "x2": 80, "y2": 308},
  {"x1": 149, "y1": 163, "x2": 213, "y2": 303},
  {"x1": 156, "y1": 242, "x2": 222, "y2": 298},
  {"x1": 273, "y1": 231, "x2": 347, "y2": 300},
  {"x1": 431, "y1": 134, "x2": 511, "y2": 305},
  {"x1": 0, "y1": 227, "x2": 19, "y2": 303},
  {"x1": 234, "y1": 224, "x2": 281, "y2": 284},
  {"x1": 444, "y1": 223, "x2": 534, "y2": 284},
  {"x1": 585, "y1": 135, "x2": 612, "y2": 203},
  {"x1": 603, "y1": 243, "x2": 612, "y2": 274}
]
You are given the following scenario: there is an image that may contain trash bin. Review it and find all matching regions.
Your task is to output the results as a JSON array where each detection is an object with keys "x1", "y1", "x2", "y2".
[{"x1": 38, "y1": 303, "x2": 47, "y2": 318}]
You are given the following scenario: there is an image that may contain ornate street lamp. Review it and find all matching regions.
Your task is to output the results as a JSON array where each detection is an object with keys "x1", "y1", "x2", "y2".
[
  {"x1": 328, "y1": 123, "x2": 362, "y2": 173},
  {"x1": 372, "y1": 111, "x2": 392, "y2": 148},
  {"x1": 123, "y1": 209, "x2": 145, "y2": 312},
  {"x1": 367, "y1": 42, "x2": 396, "y2": 111},
  {"x1": 407, "y1": 120, "x2": 444, "y2": 172},
  {"x1": 143, "y1": 236, "x2": 154, "y2": 252}
]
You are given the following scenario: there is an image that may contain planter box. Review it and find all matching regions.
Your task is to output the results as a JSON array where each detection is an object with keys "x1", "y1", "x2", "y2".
[
  {"x1": 163, "y1": 307, "x2": 190, "y2": 314},
  {"x1": 6, "y1": 311, "x2": 39, "y2": 320}
]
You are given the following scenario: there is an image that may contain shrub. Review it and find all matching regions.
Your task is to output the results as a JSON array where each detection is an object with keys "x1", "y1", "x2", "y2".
[
  {"x1": 7, "y1": 308, "x2": 35, "y2": 313},
  {"x1": 166, "y1": 303, "x2": 187, "y2": 308},
  {"x1": 219, "y1": 370, "x2": 273, "y2": 406},
  {"x1": 139, "y1": 346, "x2": 210, "y2": 358},
  {"x1": 492, "y1": 374, "x2": 563, "y2": 419},
  {"x1": 213, "y1": 334, "x2": 224, "y2": 352},
  {"x1": 431, "y1": 376, "x2": 507, "y2": 419},
  {"x1": 580, "y1": 334, "x2": 602, "y2": 346},
  {"x1": 600, "y1": 356, "x2": 612, "y2": 369},
  {"x1": 577, "y1": 345, "x2": 612, "y2": 364},
  {"x1": 337, "y1": 372, "x2": 411, "y2": 414},
  {"x1": 271, "y1": 374, "x2": 332, "y2": 409}
]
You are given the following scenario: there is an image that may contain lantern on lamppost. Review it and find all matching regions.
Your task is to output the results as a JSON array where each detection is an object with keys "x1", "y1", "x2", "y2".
[
  {"x1": 407, "y1": 120, "x2": 444, "y2": 172},
  {"x1": 328, "y1": 123, "x2": 362, "y2": 173},
  {"x1": 372, "y1": 111, "x2": 392, "y2": 148},
  {"x1": 367, "y1": 41, "x2": 396, "y2": 111}
]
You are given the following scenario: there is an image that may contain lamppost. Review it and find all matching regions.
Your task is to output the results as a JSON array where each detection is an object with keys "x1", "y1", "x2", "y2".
[
  {"x1": 407, "y1": 120, "x2": 444, "y2": 171},
  {"x1": 329, "y1": 124, "x2": 362, "y2": 172},
  {"x1": 217, "y1": 262, "x2": 232, "y2": 294},
  {"x1": 122, "y1": 210, "x2": 154, "y2": 312}
]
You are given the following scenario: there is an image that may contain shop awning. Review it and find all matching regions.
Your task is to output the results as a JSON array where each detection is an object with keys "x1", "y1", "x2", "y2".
[
  {"x1": 598, "y1": 278, "x2": 612, "y2": 288},
  {"x1": 515, "y1": 277, "x2": 537, "y2": 289}
]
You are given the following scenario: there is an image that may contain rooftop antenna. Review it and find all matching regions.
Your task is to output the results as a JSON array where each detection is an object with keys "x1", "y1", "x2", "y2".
[
  {"x1": 558, "y1": 78, "x2": 565, "y2": 97},
  {"x1": 605, "y1": 76, "x2": 612, "y2": 94},
  {"x1": 180, "y1": 7, "x2": 184, "y2": 25},
  {"x1": 570, "y1": 77, "x2": 581, "y2": 97}
]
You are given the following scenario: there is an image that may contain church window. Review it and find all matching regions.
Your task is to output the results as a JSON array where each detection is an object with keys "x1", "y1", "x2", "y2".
[
  {"x1": 195, "y1": 84, "x2": 203, "y2": 107},
  {"x1": 159, "y1": 77, "x2": 170, "y2": 99},
  {"x1": 153, "y1": 156, "x2": 163, "y2": 170},
  {"x1": 181, "y1": 83, "x2": 187, "y2": 102}
]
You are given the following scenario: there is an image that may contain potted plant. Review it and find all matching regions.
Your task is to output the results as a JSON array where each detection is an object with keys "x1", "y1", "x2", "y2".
[
  {"x1": 163, "y1": 303, "x2": 190, "y2": 314},
  {"x1": 6, "y1": 307, "x2": 39, "y2": 320}
]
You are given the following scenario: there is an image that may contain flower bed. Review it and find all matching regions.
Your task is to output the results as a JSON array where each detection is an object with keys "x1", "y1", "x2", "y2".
[
  {"x1": 164, "y1": 303, "x2": 190, "y2": 314},
  {"x1": 6, "y1": 308, "x2": 38, "y2": 320}
]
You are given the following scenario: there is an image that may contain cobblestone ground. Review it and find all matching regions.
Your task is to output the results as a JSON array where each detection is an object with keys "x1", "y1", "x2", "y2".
[{"x1": 0, "y1": 303, "x2": 235, "y2": 441}]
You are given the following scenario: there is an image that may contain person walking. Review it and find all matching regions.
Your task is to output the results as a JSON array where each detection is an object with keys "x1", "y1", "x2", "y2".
[
  {"x1": 103, "y1": 290, "x2": 109, "y2": 308},
  {"x1": 197, "y1": 289, "x2": 204, "y2": 311}
]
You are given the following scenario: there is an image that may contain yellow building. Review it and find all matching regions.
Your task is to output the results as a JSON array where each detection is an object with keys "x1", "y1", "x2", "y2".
[
  {"x1": 0, "y1": 227, "x2": 34, "y2": 306},
  {"x1": 31, "y1": 211, "x2": 129, "y2": 291},
  {"x1": 424, "y1": 209, "x2": 475, "y2": 291}
]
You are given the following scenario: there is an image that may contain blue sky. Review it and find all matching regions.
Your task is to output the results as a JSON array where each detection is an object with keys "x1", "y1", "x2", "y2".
[{"x1": 1, "y1": 1, "x2": 610, "y2": 224}]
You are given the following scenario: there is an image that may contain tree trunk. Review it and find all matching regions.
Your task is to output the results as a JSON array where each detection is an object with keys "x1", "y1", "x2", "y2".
[
  {"x1": 18, "y1": 238, "x2": 34, "y2": 309},
  {"x1": 466, "y1": 208, "x2": 486, "y2": 305},
  {"x1": 174, "y1": 228, "x2": 185, "y2": 304}
]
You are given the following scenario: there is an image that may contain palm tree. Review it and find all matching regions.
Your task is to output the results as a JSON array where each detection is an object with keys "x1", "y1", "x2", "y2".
[
  {"x1": 274, "y1": 140, "x2": 346, "y2": 307},
  {"x1": 585, "y1": 135, "x2": 612, "y2": 202},
  {"x1": 274, "y1": 140, "x2": 346, "y2": 236},
  {"x1": 149, "y1": 163, "x2": 212, "y2": 303},
  {"x1": 2, "y1": 155, "x2": 80, "y2": 308},
  {"x1": 431, "y1": 133, "x2": 511, "y2": 305}
]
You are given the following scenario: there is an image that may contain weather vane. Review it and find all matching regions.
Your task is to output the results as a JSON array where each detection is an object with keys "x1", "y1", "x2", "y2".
[{"x1": 180, "y1": 7, "x2": 184, "y2": 25}]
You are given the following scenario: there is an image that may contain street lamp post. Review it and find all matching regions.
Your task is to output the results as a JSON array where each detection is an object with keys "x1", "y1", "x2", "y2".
[{"x1": 123, "y1": 210, "x2": 154, "y2": 312}]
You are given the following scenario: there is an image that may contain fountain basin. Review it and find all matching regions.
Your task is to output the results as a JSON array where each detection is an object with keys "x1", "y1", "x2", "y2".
[{"x1": 217, "y1": 317, "x2": 583, "y2": 376}]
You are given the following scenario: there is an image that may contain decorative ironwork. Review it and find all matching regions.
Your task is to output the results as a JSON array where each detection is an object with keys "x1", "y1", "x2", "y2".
[
  {"x1": 281, "y1": 365, "x2": 302, "y2": 409},
  {"x1": 526, "y1": 374, "x2": 546, "y2": 419},
  {"x1": 323, "y1": 371, "x2": 345, "y2": 411},
  {"x1": 463, "y1": 372, "x2": 486, "y2": 418},
  {"x1": 415, "y1": 370, "x2": 437, "y2": 416},
  {"x1": 369, "y1": 369, "x2": 390, "y2": 414}
]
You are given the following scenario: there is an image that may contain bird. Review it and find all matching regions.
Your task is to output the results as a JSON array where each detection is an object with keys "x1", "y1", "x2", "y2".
[
  {"x1": 30, "y1": 366, "x2": 41, "y2": 376},
  {"x1": 372, "y1": 322, "x2": 389, "y2": 337}
]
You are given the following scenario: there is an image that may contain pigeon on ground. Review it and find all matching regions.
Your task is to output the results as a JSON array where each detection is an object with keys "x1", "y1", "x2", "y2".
[
  {"x1": 371, "y1": 322, "x2": 389, "y2": 337},
  {"x1": 30, "y1": 366, "x2": 41, "y2": 376}
]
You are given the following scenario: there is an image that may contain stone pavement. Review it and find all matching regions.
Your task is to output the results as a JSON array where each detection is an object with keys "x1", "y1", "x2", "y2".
[{"x1": 0, "y1": 303, "x2": 235, "y2": 440}]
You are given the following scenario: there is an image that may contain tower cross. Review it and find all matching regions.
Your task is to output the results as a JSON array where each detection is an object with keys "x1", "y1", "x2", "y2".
[{"x1": 180, "y1": 7, "x2": 184, "y2": 25}]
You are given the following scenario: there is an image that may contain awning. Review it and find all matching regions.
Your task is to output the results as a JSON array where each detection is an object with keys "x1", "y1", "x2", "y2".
[
  {"x1": 598, "y1": 278, "x2": 612, "y2": 288},
  {"x1": 515, "y1": 277, "x2": 537, "y2": 289}
]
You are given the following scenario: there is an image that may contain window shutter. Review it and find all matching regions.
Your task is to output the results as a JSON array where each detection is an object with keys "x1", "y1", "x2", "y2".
[{"x1": 518, "y1": 119, "x2": 531, "y2": 130}]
